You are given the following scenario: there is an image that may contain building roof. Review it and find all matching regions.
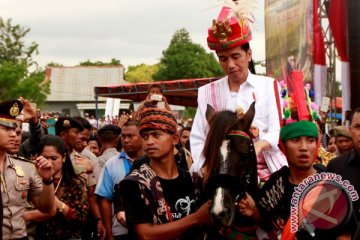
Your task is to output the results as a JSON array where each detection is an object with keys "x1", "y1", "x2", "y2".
[
  {"x1": 94, "y1": 77, "x2": 220, "y2": 107},
  {"x1": 45, "y1": 66, "x2": 127, "y2": 102}
]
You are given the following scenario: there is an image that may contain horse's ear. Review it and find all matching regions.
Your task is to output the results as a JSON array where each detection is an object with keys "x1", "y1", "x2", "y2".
[
  {"x1": 242, "y1": 101, "x2": 256, "y2": 130},
  {"x1": 206, "y1": 104, "x2": 216, "y2": 123}
]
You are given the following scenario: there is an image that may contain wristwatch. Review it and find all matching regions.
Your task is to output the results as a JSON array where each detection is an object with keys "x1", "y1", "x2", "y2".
[{"x1": 42, "y1": 177, "x2": 54, "y2": 185}]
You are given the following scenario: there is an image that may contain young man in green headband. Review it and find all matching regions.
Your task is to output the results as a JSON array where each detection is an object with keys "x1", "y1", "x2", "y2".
[{"x1": 237, "y1": 120, "x2": 351, "y2": 239}]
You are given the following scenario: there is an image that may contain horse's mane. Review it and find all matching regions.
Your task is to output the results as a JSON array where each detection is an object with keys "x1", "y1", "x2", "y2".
[{"x1": 202, "y1": 110, "x2": 240, "y2": 176}]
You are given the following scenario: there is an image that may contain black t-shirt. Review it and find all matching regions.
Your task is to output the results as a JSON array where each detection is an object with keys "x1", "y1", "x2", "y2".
[
  {"x1": 256, "y1": 166, "x2": 294, "y2": 231},
  {"x1": 257, "y1": 165, "x2": 350, "y2": 239},
  {"x1": 121, "y1": 167, "x2": 202, "y2": 240}
]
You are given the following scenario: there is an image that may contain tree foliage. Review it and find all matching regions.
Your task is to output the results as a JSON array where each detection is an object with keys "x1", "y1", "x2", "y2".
[
  {"x1": 125, "y1": 64, "x2": 159, "y2": 83},
  {"x1": 152, "y1": 28, "x2": 224, "y2": 81},
  {"x1": 0, "y1": 18, "x2": 50, "y2": 105},
  {"x1": 46, "y1": 62, "x2": 64, "y2": 67},
  {"x1": 79, "y1": 58, "x2": 122, "y2": 66}
]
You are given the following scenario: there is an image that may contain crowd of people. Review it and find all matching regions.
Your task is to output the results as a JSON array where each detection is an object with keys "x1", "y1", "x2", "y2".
[{"x1": 1, "y1": 2, "x2": 360, "y2": 240}]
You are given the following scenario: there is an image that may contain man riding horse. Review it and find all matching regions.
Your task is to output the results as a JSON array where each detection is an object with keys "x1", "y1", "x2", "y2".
[{"x1": 191, "y1": 0, "x2": 287, "y2": 183}]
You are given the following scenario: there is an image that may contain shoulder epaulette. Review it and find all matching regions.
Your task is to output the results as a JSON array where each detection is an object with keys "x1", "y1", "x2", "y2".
[{"x1": 9, "y1": 155, "x2": 35, "y2": 164}]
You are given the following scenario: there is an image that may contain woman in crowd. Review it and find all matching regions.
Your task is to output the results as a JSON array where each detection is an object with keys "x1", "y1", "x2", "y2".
[
  {"x1": 327, "y1": 135, "x2": 338, "y2": 154},
  {"x1": 24, "y1": 135, "x2": 89, "y2": 239}
]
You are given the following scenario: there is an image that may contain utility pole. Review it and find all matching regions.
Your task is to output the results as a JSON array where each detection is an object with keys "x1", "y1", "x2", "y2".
[{"x1": 319, "y1": 0, "x2": 337, "y2": 122}]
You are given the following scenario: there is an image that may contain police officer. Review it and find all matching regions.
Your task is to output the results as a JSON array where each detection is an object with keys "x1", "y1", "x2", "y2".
[{"x1": 0, "y1": 99, "x2": 55, "y2": 239}]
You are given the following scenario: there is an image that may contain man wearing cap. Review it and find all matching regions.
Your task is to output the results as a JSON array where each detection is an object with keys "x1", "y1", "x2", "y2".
[
  {"x1": 328, "y1": 109, "x2": 360, "y2": 222},
  {"x1": 97, "y1": 124, "x2": 122, "y2": 169},
  {"x1": 333, "y1": 126, "x2": 353, "y2": 155},
  {"x1": 0, "y1": 99, "x2": 55, "y2": 239},
  {"x1": 117, "y1": 107, "x2": 211, "y2": 240},
  {"x1": 55, "y1": 117, "x2": 105, "y2": 238},
  {"x1": 55, "y1": 117, "x2": 94, "y2": 181},
  {"x1": 237, "y1": 120, "x2": 351, "y2": 239},
  {"x1": 96, "y1": 120, "x2": 143, "y2": 240},
  {"x1": 190, "y1": 3, "x2": 286, "y2": 182}
]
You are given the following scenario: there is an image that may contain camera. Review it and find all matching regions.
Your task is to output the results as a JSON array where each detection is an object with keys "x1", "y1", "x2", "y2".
[
  {"x1": 150, "y1": 94, "x2": 163, "y2": 102},
  {"x1": 157, "y1": 101, "x2": 165, "y2": 109}
]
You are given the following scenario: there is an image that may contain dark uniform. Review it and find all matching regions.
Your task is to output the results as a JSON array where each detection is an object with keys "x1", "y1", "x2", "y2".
[{"x1": 327, "y1": 148, "x2": 360, "y2": 220}]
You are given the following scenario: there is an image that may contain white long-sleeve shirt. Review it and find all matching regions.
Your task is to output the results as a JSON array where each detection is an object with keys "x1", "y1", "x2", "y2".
[{"x1": 190, "y1": 72, "x2": 287, "y2": 172}]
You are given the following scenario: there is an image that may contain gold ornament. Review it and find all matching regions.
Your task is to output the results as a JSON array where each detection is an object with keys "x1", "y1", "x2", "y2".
[
  {"x1": 15, "y1": 166, "x2": 25, "y2": 177},
  {"x1": 212, "y1": 17, "x2": 232, "y2": 41},
  {"x1": 63, "y1": 119, "x2": 71, "y2": 128},
  {"x1": 235, "y1": 106, "x2": 245, "y2": 118},
  {"x1": 9, "y1": 103, "x2": 20, "y2": 117}
]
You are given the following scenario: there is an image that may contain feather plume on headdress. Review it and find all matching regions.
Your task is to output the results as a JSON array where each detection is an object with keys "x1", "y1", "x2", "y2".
[
  {"x1": 203, "y1": 0, "x2": 258, "y2": 26},
  {"x1": 219, "y1": 0, "x2": 258, "y2": 27},
  {"x1": 206, "y1": 0, "x2": 258, "y2": 50}
]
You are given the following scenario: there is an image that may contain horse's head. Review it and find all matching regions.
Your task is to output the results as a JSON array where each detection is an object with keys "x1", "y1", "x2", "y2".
[{"x1": 203, "y1": 102, "x2": 258, "y2": 227}]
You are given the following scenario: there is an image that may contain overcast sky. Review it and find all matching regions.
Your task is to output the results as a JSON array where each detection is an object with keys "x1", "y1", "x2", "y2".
[{"x1": 1, "y1": 0, "x2": 266, "y2": 71}]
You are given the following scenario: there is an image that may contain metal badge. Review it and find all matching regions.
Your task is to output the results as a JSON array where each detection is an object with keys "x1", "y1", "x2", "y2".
[
  {"x1": 15, "y1": 165, "x2": 25, "y2": 177},
  {"x1": 10, "y1": 102, "x2": 20, "y2": 117}
]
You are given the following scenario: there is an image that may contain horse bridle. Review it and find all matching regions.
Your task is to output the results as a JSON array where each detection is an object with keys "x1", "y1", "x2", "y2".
[
  {"x1": 226, "y1": 129, "x2": 256, "y2": 202},
  {"x1": 227, "y1": 130, "x2": 251, "y2": 141}
]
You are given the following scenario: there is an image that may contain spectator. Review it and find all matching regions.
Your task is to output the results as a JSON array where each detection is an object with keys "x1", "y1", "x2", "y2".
[
  {"x1": 327, "y1": 108, "x2": 360, "y2": 222},
  {"x1": 97, "y1": 124, "x2": 122, "y2": 169},
  {"x1": 74, "y1": 116, "x2": 105, "y2": 239},
  {"x1": 87, "y1": 135, "x2": 101, "y2": 157},
  {"x1": 96, "y1": 120, "x2": 144, "y2": 240},
  {"x1": 334, "y1": 126, "x2": 353, "y2": 155},
  {"x1": 55, "y1": 117, "x2": 104, "y2": 239},
  {"x1": 116, "y1": 107, "x2": 211, "y2": 239},
  {"x1": 134, "y1": 84, "x2": 171, "y2": 120},
  {"x1": 179, "y1": 127, "x2": 191, "y2": 150},
  {"x1": 17, "y1": 97, "x2": 45, "y2": 158},
  {"x1": 24, "y1": 135, "x2": 88, "y2": 239},
  {"x1": 327, "y1": 135, "x2": 338, "y2": 154},
  {"x1": 0, "y1": 99, "x2": 55, "y2": 239},
  {"x1": 238, "y1": 120, "x2": 351, "y2": 239}
]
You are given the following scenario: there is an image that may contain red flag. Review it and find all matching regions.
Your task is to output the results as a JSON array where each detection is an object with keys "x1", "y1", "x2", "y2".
[
  {"x1": 313, "y1": 0, "x2": 326, "y2": 65},
  {"x1": 328, "y1": 0, "x2": 348, "y2": 61},
  {"x1": 329, "y1": 0, "x2": 350, "y2": 117}
]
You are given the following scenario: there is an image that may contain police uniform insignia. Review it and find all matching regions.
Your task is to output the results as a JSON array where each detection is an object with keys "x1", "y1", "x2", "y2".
[
  {"x1": 9, "y1": 102, "x2": 20, "y2": 117},
  {"x1": 63, "y1": 119, "x2": 71, "y2": 128},
  {"x1": 15, "y1": 165, "x2": 25, "y2": 177}
]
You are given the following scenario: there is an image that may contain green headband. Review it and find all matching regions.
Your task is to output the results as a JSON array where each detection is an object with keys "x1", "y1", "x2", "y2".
[{"x1": 280, "y1": 120, "x2": 318, "y2": 142}]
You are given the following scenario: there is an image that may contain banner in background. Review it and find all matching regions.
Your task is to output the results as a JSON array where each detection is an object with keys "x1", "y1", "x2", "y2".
[{"x1": 265, "y1": 0, "x2": 314, "y2": 96}]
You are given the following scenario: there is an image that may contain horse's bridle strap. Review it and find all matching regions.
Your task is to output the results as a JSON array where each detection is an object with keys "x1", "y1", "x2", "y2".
[{"x1": 227, "y1": 130, "x2": 251, "y2": 140}]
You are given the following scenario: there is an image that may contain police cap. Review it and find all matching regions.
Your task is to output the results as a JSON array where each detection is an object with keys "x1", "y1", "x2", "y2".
[
  {"x1": 0, "y1": 99, "x2": 23, "y2": 128},
  {"x1": 55, "y1": 117, "x2": 84, "y2": 136}
]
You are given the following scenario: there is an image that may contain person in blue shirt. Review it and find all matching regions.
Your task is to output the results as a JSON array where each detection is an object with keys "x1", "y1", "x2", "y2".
[{"x1": 95, "y1": 120, "x2": 144, "y2": 240}]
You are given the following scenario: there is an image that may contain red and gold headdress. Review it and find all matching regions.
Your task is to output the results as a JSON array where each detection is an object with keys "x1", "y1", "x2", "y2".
[{"x1": 207, "y1": 0, "x2": 257, "y2": 50}]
